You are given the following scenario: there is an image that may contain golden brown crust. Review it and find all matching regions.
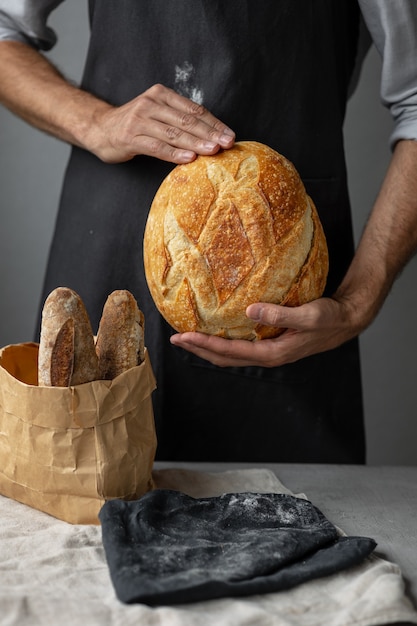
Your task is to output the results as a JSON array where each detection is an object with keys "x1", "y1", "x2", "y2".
[
  {"x1": 38, "y1": 287, "x2": 99, "y2": 386},
  {"x1": 50, "y1": 318, "x2": 75, "y2": 386},
  {"x1": 144, "y1": 141, "x2": 329, "y2": 340},
  {"x1": 96, "y1": 290, "x2": 145, "y2": 380}
]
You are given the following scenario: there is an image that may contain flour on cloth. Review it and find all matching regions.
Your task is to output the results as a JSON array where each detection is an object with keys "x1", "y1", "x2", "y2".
[
  {"x1": 99, "y1": 489, "x2": 376, "y2": 605},
  {"x1": 0, "y1": 467, "x2": 416, "y2": 626}
]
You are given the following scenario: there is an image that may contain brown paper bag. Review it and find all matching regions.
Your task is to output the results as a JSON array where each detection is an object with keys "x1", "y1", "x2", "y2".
[{"x1": 0, "y1": 342, "x2": 157, "y2": 524}]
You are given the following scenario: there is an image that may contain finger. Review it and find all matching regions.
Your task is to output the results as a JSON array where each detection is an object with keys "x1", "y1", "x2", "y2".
[
  {"x1": 136, "y1": 127, "x2": 224, "y2": 161},
  {"x1": 143, "y1": 107, "x2": 234, "y2": 153},
  {"x1": 246, "y1": 302, "x2": 321, "y2": 331},
  {"x1": 171, "y1": 340, "x2": 256, "y2": 367},
  {"x1": 158, "y1": 85, "x2": 236, "y2": 142},
  {"x1": 117, "y1": 110, "x2": 234, "y2": 163},
  {"x1": 170, "y1": 332, "x2": 278, "y2": 367},
  {"x1": 128, "y1": 134, "x2": 203, "y2": 164},
  {"x1": 137, "y1": 87, "x2": 235, "y2": 150}
]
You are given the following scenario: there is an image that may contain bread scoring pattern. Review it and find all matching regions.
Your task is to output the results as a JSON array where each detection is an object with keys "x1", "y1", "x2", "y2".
[{"x1": 144, "y1": 141, "x2": 328, "y2": 340}]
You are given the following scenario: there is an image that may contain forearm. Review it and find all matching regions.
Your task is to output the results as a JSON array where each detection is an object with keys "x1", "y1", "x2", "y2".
[
  {"x1": 0, "y1": 40, "x2": 236, "y2": 164},
  {"x1": 0, "y1": 40, "x2": 112, "y2": 152},
  {"x1": 335, "y1": 139, "x2": 417, "y2": 331}
]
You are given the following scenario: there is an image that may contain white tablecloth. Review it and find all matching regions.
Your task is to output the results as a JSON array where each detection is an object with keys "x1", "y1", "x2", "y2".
[{"x1": 1, "y1": 467, "x2": 416, "y2": 626}]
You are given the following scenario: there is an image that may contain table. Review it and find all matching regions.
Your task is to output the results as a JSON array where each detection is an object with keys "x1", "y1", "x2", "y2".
[
  {"x1": 1, "y1": 461, "x2": 416, "y2": 626},
  {"x1": 155, "y1": 462, "x2": 417, "y2": 607}
]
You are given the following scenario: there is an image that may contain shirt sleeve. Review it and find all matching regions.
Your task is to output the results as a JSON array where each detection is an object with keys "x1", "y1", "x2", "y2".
[
  {"x1": 0, "y1": 0, "x2": 65, "y2": 51},
  {"x1": 359, "y1": 0, "x2": 417, "y2": 148}
]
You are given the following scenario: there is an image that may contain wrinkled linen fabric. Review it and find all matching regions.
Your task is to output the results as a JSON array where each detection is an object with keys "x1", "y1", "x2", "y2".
[
  {"x1": 0, "y1": 468, "x2": 417, "y2": 626},
  {"x1": 99, "y1": 489, "x2": 376, "y2": 605}
]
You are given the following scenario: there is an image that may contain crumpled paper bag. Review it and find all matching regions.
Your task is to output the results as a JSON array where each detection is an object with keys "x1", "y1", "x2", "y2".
[{"x1": 0, "y1": 342, "x2": 157, "y2": 524}]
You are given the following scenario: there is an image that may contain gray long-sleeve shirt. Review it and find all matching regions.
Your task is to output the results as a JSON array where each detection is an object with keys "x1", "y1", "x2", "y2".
[{"x1": 1, "y1": 0, "x2": 417, "y2": 148}]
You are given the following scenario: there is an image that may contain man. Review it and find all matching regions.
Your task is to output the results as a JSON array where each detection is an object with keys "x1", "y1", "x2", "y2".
[{"x1": 1, "y1": 1, "x2": 417, "y2": 462}]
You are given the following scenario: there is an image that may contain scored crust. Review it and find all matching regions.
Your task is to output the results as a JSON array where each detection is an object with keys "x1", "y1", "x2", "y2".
[
  {"x1": 95, "y1": 290, "x2": 145, "y2": 380},
  {"x1": 38, "y1": 287, "x2": 99, "y2": 386},
  {"x1": 144, "y1": 141, "x2": 329, "y2": 340},
  {"x1": 50, "y1": 318, "x2": 75, "y2": 386}
]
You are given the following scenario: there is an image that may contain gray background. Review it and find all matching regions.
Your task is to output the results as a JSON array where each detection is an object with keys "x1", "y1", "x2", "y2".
[{"x1": 0, "y1": 3, "x2": 416, "y2": 465}]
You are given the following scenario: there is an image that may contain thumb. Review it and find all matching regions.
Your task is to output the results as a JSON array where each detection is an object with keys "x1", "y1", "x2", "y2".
[{"x1": 246, "y1": 302, "x2": 308, "y2": 330}]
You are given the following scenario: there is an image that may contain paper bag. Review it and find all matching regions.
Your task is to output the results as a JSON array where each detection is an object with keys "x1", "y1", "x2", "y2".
[{"x1": 0, "y1": 342, "x2": 157, "y2": 524}]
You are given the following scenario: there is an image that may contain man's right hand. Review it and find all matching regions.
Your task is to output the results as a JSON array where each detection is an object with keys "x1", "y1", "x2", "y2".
[
  {"x1": 87, "y1": 83, "x2": 235, "y2": 164},
  {"x1": 0, "y1": 41, "x2": 235, "y2": 164}
]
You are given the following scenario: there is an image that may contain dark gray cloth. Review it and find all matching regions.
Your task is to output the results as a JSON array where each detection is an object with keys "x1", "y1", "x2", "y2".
[{"x1": 99, "y1": 490, "x2": 376, "y2": 606}]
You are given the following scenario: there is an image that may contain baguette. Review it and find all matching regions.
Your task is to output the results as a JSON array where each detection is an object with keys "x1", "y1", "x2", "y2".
[
  {"x1": 38, "y1": 287, "x2": 99, "y2": 386},
  {"x1": 95, "y1": 290, "x2": 145, "y2": 380}
]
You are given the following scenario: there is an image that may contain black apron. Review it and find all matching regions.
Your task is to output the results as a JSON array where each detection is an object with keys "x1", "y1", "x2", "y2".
[{"x1": 38, "y1": 0, "x2": 365, "y2": 463}]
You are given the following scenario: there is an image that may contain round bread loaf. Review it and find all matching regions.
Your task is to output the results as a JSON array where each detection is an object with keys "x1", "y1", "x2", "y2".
[{"x1": 143, "y1": 141, "x2": 329, "y2": 340}]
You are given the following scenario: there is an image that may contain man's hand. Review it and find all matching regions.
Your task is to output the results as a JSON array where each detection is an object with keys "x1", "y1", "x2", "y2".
[
  {"x1": 171, "y1": 139, "x2": 417, "y2": 369},
  {"x1": 88, "y1": 84, "x2": 235, "y2": 164},
  {"x1": 0, "y1": 42, "x2": 235, "y2": 164},
  {"x1": 169, "y1": 296, "x2": 362, "y2": 368}
]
